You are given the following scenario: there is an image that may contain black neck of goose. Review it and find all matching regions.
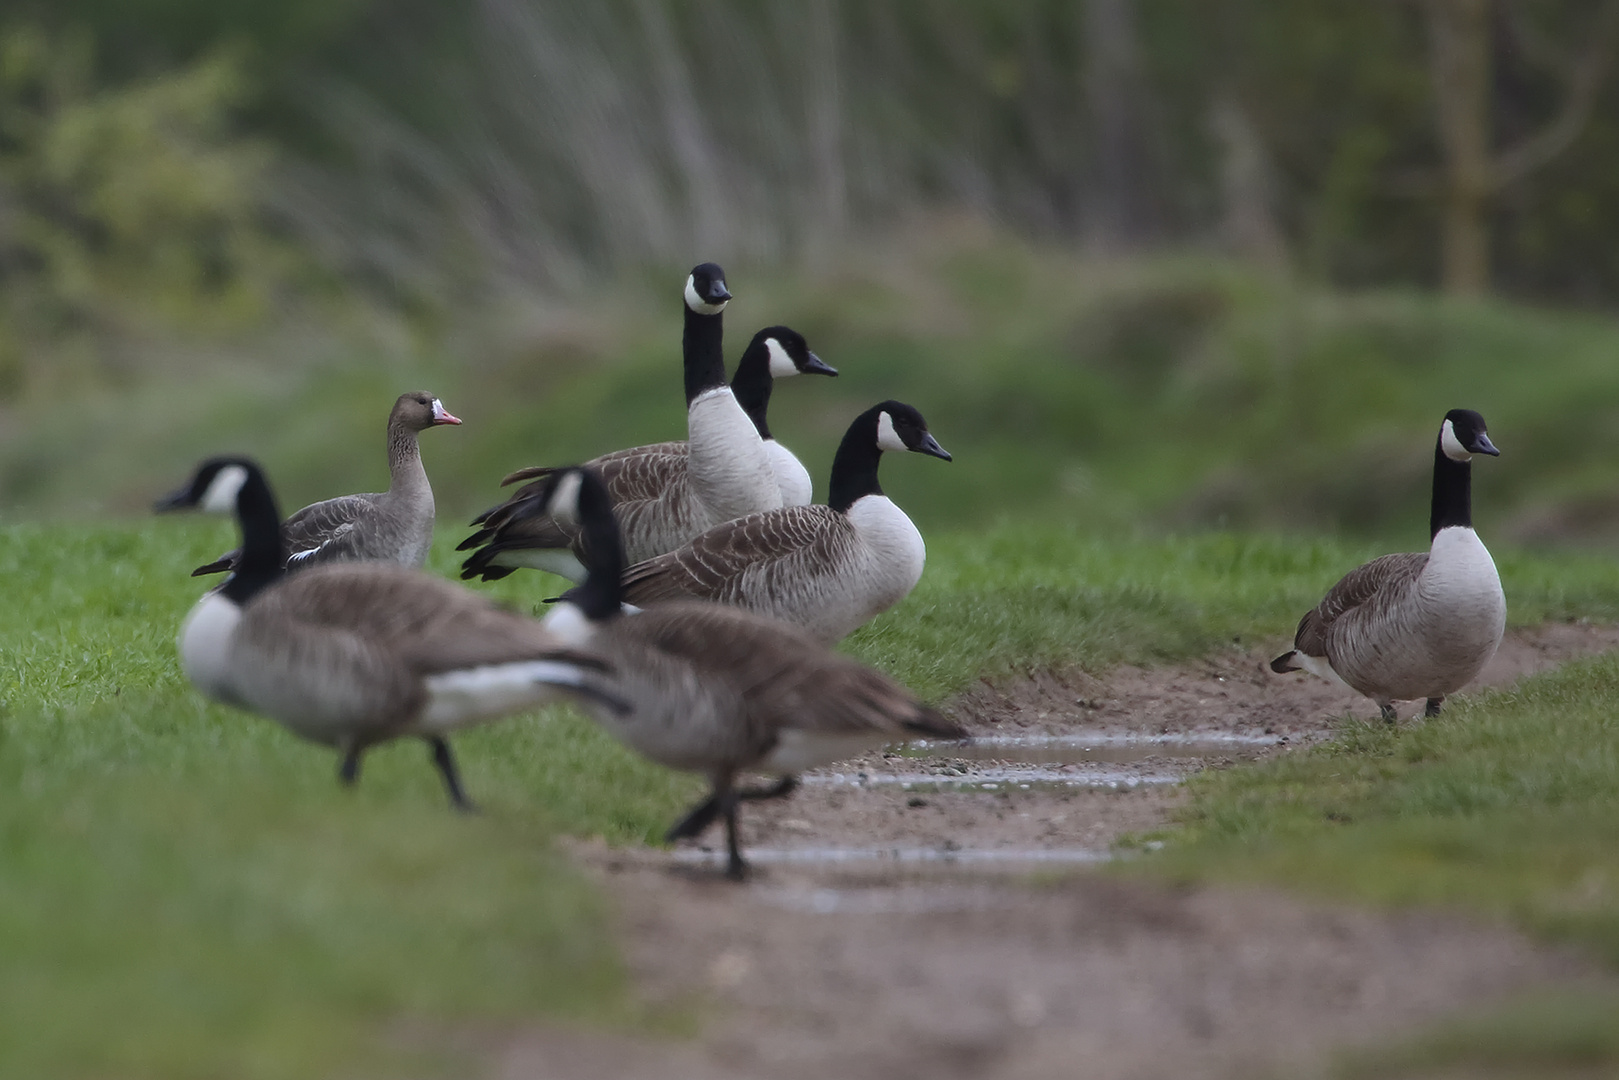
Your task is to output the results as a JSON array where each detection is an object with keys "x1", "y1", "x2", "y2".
[
  {"x1": 729, "y1": 339, "x2": 774, "y2": 438},
  {"x1": 222, "y1": 469, "x2": 286, "y2": 605},
  {"x1": 827, "y1": 407, "x2": 885, "y2": 513},
  {"x1": 573, "y1": 475, "x2": 628, "y2": 621},
  {"x1": 1430, "y1": 439, "x2": 1474, "y2": 538},
  {"x1": 682, "y1": 303, "x2": 727, "y2": 406}
]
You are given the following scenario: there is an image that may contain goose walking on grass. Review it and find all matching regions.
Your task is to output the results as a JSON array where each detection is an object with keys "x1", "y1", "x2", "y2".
[
  {"x1": 534, "y1": 465, "x2": 965, "y2": 880},
  {"x1": 192, "y1": 391, "x2": 461, "y2": 577},
  {"x1": 459, "y1": 264, "x2": 792, "y2": 585},
  {"x1": 157, "y1": 457, "x2": 625, "y2": 811},
  {"x1": 617, "y1": 401, "x2": 951, "y2": 644},
  {"x1": 1270, "y1": 409, "x2": 1506, "y2": 722}
]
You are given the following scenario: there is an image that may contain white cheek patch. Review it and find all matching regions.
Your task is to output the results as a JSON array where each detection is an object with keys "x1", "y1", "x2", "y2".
[
  {"x1": 875, "y1": 411, "x2": 908, "y2": 453},
  {"x1": 199, "y1": 465, "x2": 249, "y2": 514},
  {"x1": 547, "y1": 470, "x2": 584, "y2": 524},
  {"x1": 1440, "y1": 419, "x2": 1472, "y2": 462},
  {"x1": 765, "y1": 338, "x2": 799, "y2": 378},
  {"x1": 684, "y1": 275, "x2": 728, "y2": 315}
]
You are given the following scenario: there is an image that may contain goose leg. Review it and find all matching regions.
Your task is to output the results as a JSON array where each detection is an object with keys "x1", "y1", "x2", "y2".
[
  {"x1": 666, "y1": 791, "x2": 724, "y2": 843},
  {"x1": 720, "y1": 789, "x2": 748, "y2": 881},
  {"x1": 338, "y1": 744, "x2": 363, "y2": 787},
  {"x1": 1424, "y1": 696, "x2": 1444, "y2": 718},
  {"x1": 1378, "y1": 702, "x2": 1398, "y2": 724},
  {"x1": 737, "y1": 776, "x2": 798, "y2": 801},
  {"x1": 427, "y1": 737, "x2": 478, "y2": 814}
]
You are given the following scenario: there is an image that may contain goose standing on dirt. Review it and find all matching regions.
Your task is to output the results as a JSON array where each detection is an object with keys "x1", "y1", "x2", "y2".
[
  {"x1": 535, "y1": 465, "x2": 965, "y2": 880},
  {"x1": 157, "y1": 457, "x2": 625, "y2": 810},
  {"x1": 1270, "y1": 409, "x2": 1506, "y2": 722},
  {"x1": 192, "y1": 391, "x2": 461, "y2": 577},
  {"x1": 460, "y1": 264, "x2": 788, "y2": 584},
  {"x1": 617, "y1": 401, "x2": 951, "y2": 644}
]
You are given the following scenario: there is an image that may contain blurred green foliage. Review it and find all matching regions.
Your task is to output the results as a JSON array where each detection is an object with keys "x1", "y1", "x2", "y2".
[{"x1": 0, "y1": 22, "x2": 305, "y2": 397}]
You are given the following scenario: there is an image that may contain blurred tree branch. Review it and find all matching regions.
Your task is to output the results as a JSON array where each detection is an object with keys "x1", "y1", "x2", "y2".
[{"x1": 1418, "y1": 0, "x2": 1619, "y2": 295}]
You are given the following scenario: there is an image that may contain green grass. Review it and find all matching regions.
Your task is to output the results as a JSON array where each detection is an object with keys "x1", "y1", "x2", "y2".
[
  {"x1": 1143, "y1": 642, "x2": 1619, "y2": 1076},
  {"x1": 12, "y1": 242, "x2": 1619, "y2": 553},
  {"x1": 6, "y1": 510, "x2": 1619, "y2": 1076}
]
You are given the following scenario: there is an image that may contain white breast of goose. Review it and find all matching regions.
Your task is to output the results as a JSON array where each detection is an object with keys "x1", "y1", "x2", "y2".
[
  {"x1": 685, "y1": 388, "x2": 782, "y2": 524},
  {"x1": 178, "y1": 591, "x2": 244, "y2": 706},
  {"x1": 765, "y1": 439, "x2": 814, "y2": 507},
  {"x1": 761, "y1": 495, "x2": 924, "y2": 644},
  {"x1": 1415, "y1": 526, "x2": 1506, "y2": 663},
  {"x1": 846, "y1": 493, "x2": 926, "y2": 596}
]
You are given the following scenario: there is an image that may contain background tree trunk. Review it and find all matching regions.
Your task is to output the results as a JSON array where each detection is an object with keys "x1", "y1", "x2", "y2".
[{"x1": 1424, "y1": 0, "x2": 1492, "y2": 297}]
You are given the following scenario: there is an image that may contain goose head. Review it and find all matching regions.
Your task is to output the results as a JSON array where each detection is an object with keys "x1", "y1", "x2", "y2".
[
  {"x1": 1439, "y1": 409, "x2": 1499, "y2": 462},
  {"x1": 685, "y1": 263, "x2": 732, "y2": 315},
  {"x1": 392, "y1": 391, "x2": 462, "y2": 431},
  {"x1": 155, "y1": 457, "x2": 260, "y2": 516},
  {"x1": 755, "y1": 327, "x2": 837, "y2": 379},
  {"x1": 873, "y1": 401, "x2": 952, "y2": 461}
]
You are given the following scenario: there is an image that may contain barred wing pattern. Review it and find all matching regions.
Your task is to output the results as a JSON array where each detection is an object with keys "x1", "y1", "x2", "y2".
[{"x1": 1292, "y1": 552, "x2": 1428, "y2": 658}]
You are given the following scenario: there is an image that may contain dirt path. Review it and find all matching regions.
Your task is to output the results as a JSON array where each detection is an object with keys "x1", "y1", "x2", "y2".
[{"x1": 494, "y1": 623, "x2": 1619, "y2": 1079}]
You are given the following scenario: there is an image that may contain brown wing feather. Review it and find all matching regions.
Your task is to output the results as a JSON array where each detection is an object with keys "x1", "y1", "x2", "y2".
[
  {"x1": 246, "y1": 563, "x2": 606, "y2": 675},
  {"x1": 193, "y1": 494, "x2": 379, "y2": 574},
  {"x1": 620, "y1": 506, "x2": 842, "y2": 604},
  {"x1": 1294, "y1": 552, "x2": 1429, "y2": 657},
  {"x1": 614, "y1": 603, "x2": 964, "y2": 741}
]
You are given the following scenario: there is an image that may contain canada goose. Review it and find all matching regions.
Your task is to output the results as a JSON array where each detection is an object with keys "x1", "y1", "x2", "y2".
[
  {"x1": 192, "y1": 391, "x2": 461, "y2": 576},
  {"x1": 616, "y1": 401, "x2": 951, "y2": 644},
  {"x1": 1270, "y1": 409, "x2": 1506, "y2": 722},
  {"x1": 156, "y1": 457, "x2": 625, "y2": 810},
  {"x1": 537, "y1": 464, "x2": 965, "y2": 879},
  {"x1": 459, "y1": 264, "x2": 786, "y2": 584},
  {"x1": 731, "y1": 326, "x2": 838, "y2": 505}
]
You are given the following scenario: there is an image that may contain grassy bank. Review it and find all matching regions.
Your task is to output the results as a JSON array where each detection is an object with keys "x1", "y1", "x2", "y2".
[
  {"x1": 10, "y1": 240, "x2": 1619, "y2": 551},
  {"x1": 6, "y1": 511, "x2": 1619, "y2": 1075},
  {"x1": 1146, "y1": 645, "x2": 1619, "y2": 1076}
]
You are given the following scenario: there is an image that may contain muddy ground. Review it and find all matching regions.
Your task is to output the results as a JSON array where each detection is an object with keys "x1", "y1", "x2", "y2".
[{"x1": 494, "y1": 623, "x2": 1619, "y2": 1080}]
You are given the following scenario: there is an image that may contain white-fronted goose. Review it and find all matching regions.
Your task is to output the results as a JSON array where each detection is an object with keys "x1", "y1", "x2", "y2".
[
  {"x1": 157, "y1": 457, "x2": 625, "y2": 810},
  {"x1": 1271, "y1": 409, "x2": 1506, "y2": 722},
  {"x1": 459, "y1": 264, "x2": 787, "y2": 584},
  {"x1": 536, "y1": 465, "x2": 965, "y2": 879},
  {"x1": 192, "y1": 391, "x2": 461, "y2": 576},
  {"x1": 616, "y1": 401, "x2": 951, "y2": 644}
]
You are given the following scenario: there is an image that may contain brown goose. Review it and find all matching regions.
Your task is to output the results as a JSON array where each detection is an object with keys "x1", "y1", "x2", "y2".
[
  {"x1": 458, "y1": 264, "x2": 787, "y2": 585},
  {"x1": 616, "y1": 401, "x2": 951, "y2": 644},
  {"x1": 1270, "y1": 409, "x2": 1506, "y2": 722},
  {"x1": 157, "y1": 457, "x2": 624, "y2": 810},
  {"x1": 535, "y1": 465, "x2": 965, "y2": 879},
  {"x1": 192, "y1": 391, "x2": 461, "y2": 577}
]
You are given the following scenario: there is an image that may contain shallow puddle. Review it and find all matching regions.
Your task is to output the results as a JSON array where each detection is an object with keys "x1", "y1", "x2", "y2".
[
  {"x1": 802, "y1": 765, "x2": 1183, "y2": 791},
  {"x1": 672, "y1": 845, "x2": 1111, "y2": 871},
  {"x1": 903, "y1": 730, "x2": 1282, "y2": 765}
]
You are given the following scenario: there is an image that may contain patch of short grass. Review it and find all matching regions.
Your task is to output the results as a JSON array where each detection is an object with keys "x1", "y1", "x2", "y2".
[
  {"x1": 8, "y1": 515, "x2": 1619, "y2": 1076},
  {"x1": 841, "y1": 524, "x2": 1619, "y2": 701},
  {"x1": 1144, "y1": 652, "x2": 1619, "y2": 1076},
  {"x1": 1330, "y1": 988, "x2": 1619, "y2": 1080}
]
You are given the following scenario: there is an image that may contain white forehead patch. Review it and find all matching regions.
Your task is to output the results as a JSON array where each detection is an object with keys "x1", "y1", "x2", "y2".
[
  {"x1": 548, "y1": 470, "x2": 584, "y2": 523},
  {"x1": 765, "y1": 338, "x2": 798, "y2": 378},
  {"x1": 684, "y1": 275, "x2": 728, "y2": 315},
  {"x1": 875, "y1": 411, "x2": 908, "y2": 452},
  {"x1": 199, "y1": 465, "x2": 249, "y2": 514},
  {"x1": 1440, "y1": 419, "x2": 1472, "y2": 462}
]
